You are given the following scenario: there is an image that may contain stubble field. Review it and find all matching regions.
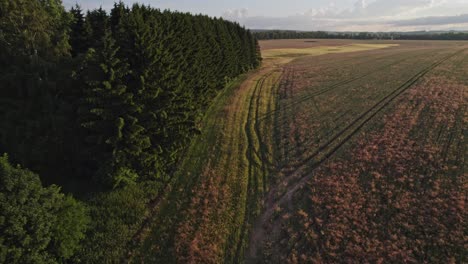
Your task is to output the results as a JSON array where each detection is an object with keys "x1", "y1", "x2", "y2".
[{"x1": 133, "y1": 39, "x2": 467, "y2": 263}]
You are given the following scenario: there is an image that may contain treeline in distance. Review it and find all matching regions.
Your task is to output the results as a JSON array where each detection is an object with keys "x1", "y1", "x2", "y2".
[
  {"x1": 0, "y1": 0, "x2": 261, "y2": 262},
  {"x1": 254, "y1": 30, "x2": 468, "y2": 40}
]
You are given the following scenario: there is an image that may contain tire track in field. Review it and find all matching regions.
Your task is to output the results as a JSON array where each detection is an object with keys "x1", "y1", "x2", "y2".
[
  {"x1": 285, "y1": 48, "x2": 463, "y2": 189},
  {"x1": 278, "y1": 48, "x2": 465, "y2": 203},
  {"x1": 246, "y1": 48, "x2": 465, "y2": 262},
  {"x1": 270, "y1": 48, "x2": 440, "y2": 170},
  {"x1": 254, "y1": 73, "x2": 281, "y2": 191},
  {"x1": 259, "y1": 48, "x2": 439, "y2": 121},
  {"x1": 284, "y1": 50, "x2": 463, "y2": 165},
  {"x1": 233, "y1": 71, "x2": 274, "y2": 262},
  {"x1": 430, "y1": 63, "x2": 465, "y2": 162},
  {"x1": 282, "y1": 50, "x2": 452, "y2": 173},
  {"x1": 279, "y1": 66, "x2": 296, "y2": 167}
]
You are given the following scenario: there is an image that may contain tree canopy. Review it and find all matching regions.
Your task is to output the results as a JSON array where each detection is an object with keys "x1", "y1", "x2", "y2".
[
  {"x1": 0, "y1": 154, "x2": 88, "y2": 263},
  {"x1": 0, "y1": 0, "x2": 261, "y2": 262}
]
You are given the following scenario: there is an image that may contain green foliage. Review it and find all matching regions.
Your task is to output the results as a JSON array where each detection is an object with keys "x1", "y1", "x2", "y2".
[
  {"x1": 0, "y1": 1, "x2": 260, "y2": 188},
  {"x1": 69, "y1": 4, "x2": 90, "y2": 56},
  {"x1": 75, "y1": 184, "x2": 149, "y2": 263},
  {"x1": 0, "y1": 0, "x2": 75, "y2": 188},
  {"x1": 0, "y1": 0, "x2": 261, "y2": 261},
  {"x1": 0, "y1": 0, "x2": 71, "y2": 60},
  {"x1": 50, "y1": 195, "x2": 89, "y2": 259},
  {"x1": 0, "y1": 154, "x2": 88, "y2": 263},
  {"x1": 77, "y1": 31, "x2": 150, "y2": 187},
  {"x1": 85, "y1": 7, "x2": 109, "y2": 48},
  {"x1": 69, "y1": 4, "x2": 262, "y2": 185}
]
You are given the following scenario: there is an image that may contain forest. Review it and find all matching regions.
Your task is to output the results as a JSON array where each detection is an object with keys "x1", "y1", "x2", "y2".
[
  {"x1": 0, "y1": 0, "x2": 261, "y2": 262},
  {"x1": 254, "y1": 29, "x2": 468, "y2": 40}
]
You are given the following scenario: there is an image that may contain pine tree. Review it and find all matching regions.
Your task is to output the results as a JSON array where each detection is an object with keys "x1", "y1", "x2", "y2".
[
  {"x1": 215, "y1": 19, "x2": 237, "y2": 81},
  {"x1": 78, "y1": 31, "x2": 149, "y2": 187},
  {"x1": 69, "y1": 4, "x2": 90, "y2": 56},
  {"x1": 1, "y1": 0, "x2": 262, "y2": 189},
  {"x1": 110, "y1": 1, "x2": 130, "y2": 51},
  {"x1": 85, "y1": 7, "x2": 109, "y2": 48},
  {"x1": 254, "y1": 38, "x2": 262, "y2": 67},
  {"x1": 110, "y1": 1, "x2": 129, "y2": 33}
]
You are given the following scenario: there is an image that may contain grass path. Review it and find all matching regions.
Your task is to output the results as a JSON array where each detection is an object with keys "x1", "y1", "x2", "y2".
[{"x1": 129, "y1": 60, "x2": 281, "y2": 263}]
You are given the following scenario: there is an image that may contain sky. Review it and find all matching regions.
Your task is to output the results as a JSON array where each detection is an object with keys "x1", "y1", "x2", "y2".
[{"x1": 64, "y1": 0, "x2": 468, "y2": 32}]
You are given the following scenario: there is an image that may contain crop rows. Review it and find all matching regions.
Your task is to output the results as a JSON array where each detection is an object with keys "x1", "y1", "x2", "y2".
[
  {"x1": 249, "y1": 45, "x2": 467, "y2": 262},
  {"x1": 271, "y1": 48, "x2": 462, "y2": 198}
]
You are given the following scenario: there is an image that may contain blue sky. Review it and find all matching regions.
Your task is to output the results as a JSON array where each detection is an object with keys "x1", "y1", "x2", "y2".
[{"x1": 64, "y1": 0, "x2": 468, "y2": 31}]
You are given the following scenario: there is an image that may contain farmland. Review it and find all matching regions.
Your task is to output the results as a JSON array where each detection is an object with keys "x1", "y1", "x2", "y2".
[
  {"x1": 2, "y1": 1, "x2": 467, "y2": 262},
  {"x1": 132, "y1": 39, "x2": 467, "y2": 263}
]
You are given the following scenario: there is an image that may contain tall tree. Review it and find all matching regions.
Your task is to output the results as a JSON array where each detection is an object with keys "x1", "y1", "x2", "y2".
[
  {"x1": 1, "y1": 1, "x2": 262, "y2": 189},
  {"x1": 78, "y1": 31, "x2": 149, "y2": 187},
  {"x1": 69, "y1": 4, "x2": 90, "y2": 56},
  {"x1": 110, "y1": 1, "x2": 129, "y2": 33},
  {"x1": 85, "y1": 7, "x2": 109, "y2": 48}
]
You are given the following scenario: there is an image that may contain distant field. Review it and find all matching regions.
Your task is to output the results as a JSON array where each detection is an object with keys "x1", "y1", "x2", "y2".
[
  {"x1": 262, "y1": 43, "x2": 398, "y2": 60},
  {"x1": 134, "y1": 40, "x2": 467, "y2": 263},
  {"x1": 259, "y1": 39, "x2": 355, "y2": 50},
  {"x1": 259, "y1": 38, "x2": 466, "y2": 50}
]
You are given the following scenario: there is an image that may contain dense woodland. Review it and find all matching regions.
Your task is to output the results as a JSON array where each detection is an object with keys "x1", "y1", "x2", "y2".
[
  {"x1": 254, "y1": 29, "x2": 468, "y2": 40},
  {"x1": 0, "y1": 0, "x2": 261, "y2": 262}
]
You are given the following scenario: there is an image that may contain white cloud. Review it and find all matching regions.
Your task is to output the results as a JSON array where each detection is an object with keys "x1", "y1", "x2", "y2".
[
  {"x1": 222, "y1": 0, "x2": 468, "y2": 31},
  {"x1": 300, "y1": 3, "x2": 339, "y2": 18},
  {"x1": 222, "y1": 8, "x2": 249, "y2": 20}
]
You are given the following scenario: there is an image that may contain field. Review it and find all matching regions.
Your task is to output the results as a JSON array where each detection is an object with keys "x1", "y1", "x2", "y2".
[{"x1": 132, "y1": 39, "x2": 467, "y2": 263}]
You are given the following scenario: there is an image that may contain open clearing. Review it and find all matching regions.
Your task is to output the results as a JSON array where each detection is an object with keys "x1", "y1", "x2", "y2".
[{"x1": 132, "y1": 39, "x2": 467, "y2": 263}]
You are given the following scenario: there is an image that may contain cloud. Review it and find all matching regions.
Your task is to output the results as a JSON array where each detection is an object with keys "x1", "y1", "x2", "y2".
[
  {"x1": 222, "y1": 0, "x2": 468, "y2": 31},
  {"x1": 300, "y1": 3, "x2": 339, "y2": 18},
  {"x1": 322, "y1": 0, "x2": 438, "y2": 19},
  {"x1": 224, "y1": 13, "x2": 468, "y2": 32},
  {"x1": 222, "y1": 8, "x2": 249, "y2": 20},
  {"x1": 392, "y1": 14, "x2": 468, "y2": 26},
  {"x1": 353, "y1": 0, "x2": 433, "y2": 17}
]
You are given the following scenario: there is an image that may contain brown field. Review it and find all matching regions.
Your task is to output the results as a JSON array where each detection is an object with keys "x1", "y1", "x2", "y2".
[
  {"x1": 249, "y1": 39, "x2": 467, "y2": 263},
  {"x1": 135, "y1": 39, "x2": 467, "y2": 263}
]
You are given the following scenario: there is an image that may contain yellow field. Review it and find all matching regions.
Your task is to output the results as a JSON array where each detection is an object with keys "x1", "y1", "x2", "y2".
[{"x1": 262, "y1": 43, "x2": 399, "y2": 60}]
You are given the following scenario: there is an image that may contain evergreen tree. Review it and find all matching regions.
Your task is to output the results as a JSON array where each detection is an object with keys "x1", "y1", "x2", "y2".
[
  {"x1": 110, "y1": 1, "x2": 129, "y2": 33},
  {"x1": 215, "y1": 20, "x2": 237, "y2": 81},
  {"x1": 85, "y1": 7, "x2": 109, "y2": 48},
  {"x1": 0, "y1": 0, "x2": 262, "y2": 261},
  {"x1": 254, "y1": 38, "x2": 262, "y2": 67},
  {"x1": 69, "y1": 4, "x2": 90, "y2": 56},
  {"x1": 78, "y1": 31, "x2": 149, "y2": 187}
]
